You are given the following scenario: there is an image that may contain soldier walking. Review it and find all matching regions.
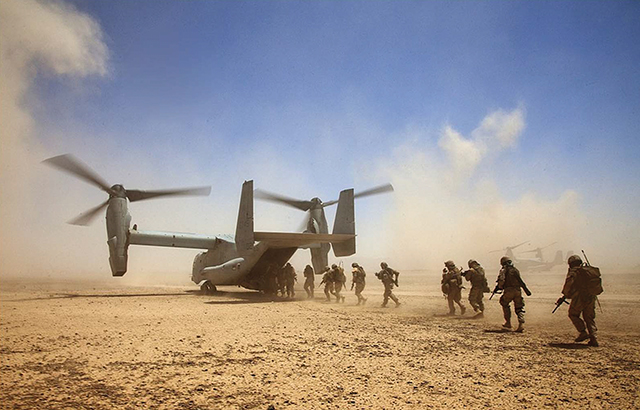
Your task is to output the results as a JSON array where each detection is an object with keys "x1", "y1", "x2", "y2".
[
  {"x1": 333, "y1": 264, "x2": 347, "y2": 303},
  {"x1": 283, "y1": 262, "x2": 297, "y2": 298},
  {"x1": 319, "y1": 266, "x2": 334, "y2": 302},
  {"x1": 377, "y1": 262, "x2": 400, "y2": 307},
  {"x1": 303, "y1": 264, "x2": 315, "y2": 299},
  {"x1": 441, "y1": 260, "x2": 466, "y2": 315},
  {"x1": 494, "y1": 256, "x2": 531, "y2": 332},
  {"x1": 558, "y1": 255, "x2": 599, "y2": 346},
  {"x1": 351, "y1": 263, "x2": 367, "y2": 305},
  {"x1": 462, "y1": 259, "x2": 489, "y2": 316}
]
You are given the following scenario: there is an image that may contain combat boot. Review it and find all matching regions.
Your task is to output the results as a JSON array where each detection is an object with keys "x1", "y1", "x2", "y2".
[
  {"x1": 395, "y1": 301, "x2": 401, "y2": 308},
  {"x1": 502, "y1": 321, "x2": 512, "y2": 329},
  {"x1": 574, "y1": 331, "x2": 590, "y2": 343},
  {"x1": 588, "y1": 336, "x2": 599, "y2": 347},
  {"x1": 515, "y1": 323, "x2": 524, "y2": 333}
]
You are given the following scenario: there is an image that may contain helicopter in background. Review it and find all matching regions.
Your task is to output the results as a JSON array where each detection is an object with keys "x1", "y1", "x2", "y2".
[
  {"x1": 44, "y1": 154, "x2": 356, "y2": 294},
  {"x1": 254, "y1": 183, "x2": 393, "y2": 274},
  {"x1": 489, "y1": 241, "x2": 567, "y2": 272}
]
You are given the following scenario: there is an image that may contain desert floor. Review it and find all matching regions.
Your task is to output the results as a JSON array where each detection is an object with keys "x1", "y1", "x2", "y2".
[{"x1": 1, "y1": 270, "x2": 639, "y2": 409}]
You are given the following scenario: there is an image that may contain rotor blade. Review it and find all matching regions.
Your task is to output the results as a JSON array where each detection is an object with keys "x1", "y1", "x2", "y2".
[
  {"x1": 254, "y1": 189, "x2": 313, "y2": 211},
  {"x1": 354, "y1": 183, "x2": 394, "y2": 199},
  {"x1": 322, "y1": 183, "x2": 395, "y2": 208},
  {"x1": 126, "y1": 186, "x2": 211, "y2": 202},
  {"x1": 510, "y1": 241, "x2": 529, "y2": 250},
  {"x1": 43, "y1": 154, "x2": 113, "y2": 193},
  {"x1": 541, "y1": 241, "x2": 558, "y2": 250},
  {"x1": 67, "y1": 200, "x2": 109, "y2": 226}
]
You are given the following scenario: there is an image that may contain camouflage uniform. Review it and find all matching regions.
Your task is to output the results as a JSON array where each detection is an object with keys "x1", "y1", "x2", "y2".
[
  {"x1": 562, "y1": 258, "x2": 598, "y2": 345},
  {"x1": 463, "y1": 260, "x2": 489, "y2": 314},
  {"x1": 378, "y1": 263, "x2": 400, "y2": 307},
  {"x1": 442, "y1": 261, "x2": 466, "y2": 315},
  {"x1": 283, "y1": 263, "x2": 297, "y2": 298},
  {"x1": 497, "y1": 262, "x2": 526, "y2": 330},
  {"x1": 320, "y1": 267, "x2": 334, "y2": 301},
  {"x1": 333, "y1": 266, "x2": 346, "y2": 303},
  {"x1": 303, "y1": 265, "x2": 315, "y2": 299},
  {"x1": 351, "y1": 264, "x2": 367, "y2": 305}
]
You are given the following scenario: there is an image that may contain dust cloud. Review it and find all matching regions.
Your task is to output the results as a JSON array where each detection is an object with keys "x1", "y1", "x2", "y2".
[
  {"x1": 369, "y1": 108, "x2": 586, "y2": 272},
  {"x1": 0, "y1": 0, "x2": 109, "y2": 277}
]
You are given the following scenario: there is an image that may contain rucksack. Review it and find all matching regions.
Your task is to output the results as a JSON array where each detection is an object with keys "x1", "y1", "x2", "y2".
[{"x1": 579, "y1": 266, "x2": 603, "y2": 296}]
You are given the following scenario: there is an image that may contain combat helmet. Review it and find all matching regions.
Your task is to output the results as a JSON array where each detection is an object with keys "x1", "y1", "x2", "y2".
[
  {"x1": 380, "y1": 262, "x2": 388, "y2": 269},
  {"x1": 468, "y1": 259, "x2": 478, "y2": 268},
  {"x1": 500, "y1": 256, "x2": 512, "y2": 266},
  {"x1": 331, "y1": 264, "x2": 338, "y2": 269},
  {"x1": 444, "y1": 260, "x2": 455, "y2": 268},
  {"x1": 567, "y1": 254, "x2": 583, "y2": 268},
  {"x1": 352, "y1": 263, "x2": 359, "y2": 268}
]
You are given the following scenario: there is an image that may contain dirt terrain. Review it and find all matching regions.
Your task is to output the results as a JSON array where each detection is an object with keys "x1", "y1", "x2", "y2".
[{"x1": 1, "y1": 270, "x2": 639, "y2": 409}]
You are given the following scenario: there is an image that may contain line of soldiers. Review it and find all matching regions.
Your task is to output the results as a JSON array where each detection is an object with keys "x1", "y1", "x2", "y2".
[
  {"x1": 441, "y1": 257, "x2": 530, "y2": 332},
  {"x1": 441, "y1": 254, "x2": 600, "y2": 346},
  {"x1": 295, "y1": 261, "x2": 401, "y2": 307},
  {"x1": 263, "y1": 262, "x2": 297, "y2": 298}
]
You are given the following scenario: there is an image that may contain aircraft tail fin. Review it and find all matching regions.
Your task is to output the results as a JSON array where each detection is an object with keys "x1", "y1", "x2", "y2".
[
  {"x1": 235, "y1": 180, "x2": 254, "y2": 253},
  {"x1": 331, "y1": 188, "x2": 355, "y2": 257},
  {"x1": 553, "y1": 250, "x2": 563, "y2": 265}
]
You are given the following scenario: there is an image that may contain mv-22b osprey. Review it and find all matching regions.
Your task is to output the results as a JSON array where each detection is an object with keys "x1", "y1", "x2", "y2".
[{"x1": 44, "y1": 155, "x2": 356, "y2": 294}]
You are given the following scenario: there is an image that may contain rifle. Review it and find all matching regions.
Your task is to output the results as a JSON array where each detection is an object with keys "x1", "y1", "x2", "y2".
[
  {"x1": 489, "y1": 285, "x2": 501, "y2": 300},
  {"x1": 519, "y1": 278, "x2": 532, "y2": 297},
  {"x1": 553, "y1": 296, "x2": 569, "y2": 313}
]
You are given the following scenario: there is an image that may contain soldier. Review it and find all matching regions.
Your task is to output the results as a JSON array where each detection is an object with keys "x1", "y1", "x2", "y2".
[
  {"x1": 283, "y1": 262, "x2": 297, "y2": 298},
  {"x1": 495, "y1": 256, "x2": 531, "y2": 332},
  {"x1": 303, "y1": 264, "x2": 315, "y2": 299},
  {"x1": 441, "y1": 260, "x2": 466, "y2": 315},
  {"x1": 333, "y1": 264, "x2": 347, "y2": 303},
  {"x1": 319, "y1": 266, "x2": 334, "y2": 302},
  {"x1": 559, "y1": 255, "x2": 599, "y2": 346},
  {"x1": 376, "y1": 261, "x2": 400, "y2": 307},
  {"x1": 351, "y1": 262, "x2": 367, "y2": 305},
  {"x1": 462, "y1": 259, "x2": 489, "y2": 316},
  {"x1": 264, "y1": 264, "x2": 279, "y2": 296},
  {"x1": 276, "y1": 265, "x2": 286, "y2": 297}
]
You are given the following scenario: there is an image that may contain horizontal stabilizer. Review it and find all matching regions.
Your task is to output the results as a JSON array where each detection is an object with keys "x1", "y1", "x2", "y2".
[{"x1": 254, "y1": 231, "x2": 354, "y2": 248}]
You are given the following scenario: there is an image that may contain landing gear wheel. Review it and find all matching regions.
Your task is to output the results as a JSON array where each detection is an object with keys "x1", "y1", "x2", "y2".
[{"x1": 200, "y1": 281, "x2": 217, "y2": 295}]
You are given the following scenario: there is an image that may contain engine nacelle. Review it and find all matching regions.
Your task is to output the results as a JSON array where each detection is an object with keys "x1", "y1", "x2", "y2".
[{"x1": 105, "y1": 197, "x2": 131, "y2": 276}]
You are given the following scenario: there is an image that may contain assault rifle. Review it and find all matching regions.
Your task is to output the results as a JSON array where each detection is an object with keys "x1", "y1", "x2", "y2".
[
  {"x1": 489, "y1": 285, "x2": 501, "y2": 300},
  {"x1": 552, "y1": 296, "x2": 569, "y2": 313}
]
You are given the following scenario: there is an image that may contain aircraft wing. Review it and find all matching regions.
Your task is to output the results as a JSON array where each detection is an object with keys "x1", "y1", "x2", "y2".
[{"x1": 254, "y1": 231, "x2": 355, "y2": 248}]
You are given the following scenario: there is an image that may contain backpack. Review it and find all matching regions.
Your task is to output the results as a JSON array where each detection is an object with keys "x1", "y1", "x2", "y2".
[{"x1": 579, "y1": 266, "x2": 603, "y2": 296}]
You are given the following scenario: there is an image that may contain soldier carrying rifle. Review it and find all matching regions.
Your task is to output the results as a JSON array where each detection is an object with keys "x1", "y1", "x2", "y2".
[
  {"x1": 494, "y1": 256, "x2": 531, "y2": 332},
  {"x1": 554, "y1": 252, "x2": 602, "y2": 347}
]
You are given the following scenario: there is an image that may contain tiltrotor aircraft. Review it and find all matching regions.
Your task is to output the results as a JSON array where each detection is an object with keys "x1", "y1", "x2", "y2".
[
  {"x1": 44, "y1": 154, "x2": 356, "y2": 294},
  {"x1": 254, "y1": 184, "x2": 392, "y2": 274},
  {"x1": 489, "y1": 241, "x2": 564, "y2": 272}
]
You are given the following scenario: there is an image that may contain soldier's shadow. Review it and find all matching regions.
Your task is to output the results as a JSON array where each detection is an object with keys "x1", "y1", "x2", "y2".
[{"x1": 546, "y1": 342, "x2": 591, "y2": 350}]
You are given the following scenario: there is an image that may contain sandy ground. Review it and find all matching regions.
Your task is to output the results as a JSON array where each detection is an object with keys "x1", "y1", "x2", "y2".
[{"x1": 1, "y1": 270, "x2": 639, "y2": 409}]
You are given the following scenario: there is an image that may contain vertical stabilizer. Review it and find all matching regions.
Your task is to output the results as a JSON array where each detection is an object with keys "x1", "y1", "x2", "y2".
[
  {"x1": 332, "y1": 188, "x2": 355, "y2": 257},
  {"x1": 235, "y1": 180, "x2": 254, "y2": 253}
]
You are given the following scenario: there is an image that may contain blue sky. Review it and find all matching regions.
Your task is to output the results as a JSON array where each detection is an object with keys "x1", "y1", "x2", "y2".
[{"x1": 1, "y1": 0, "x2": 639, "y2": 278}]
